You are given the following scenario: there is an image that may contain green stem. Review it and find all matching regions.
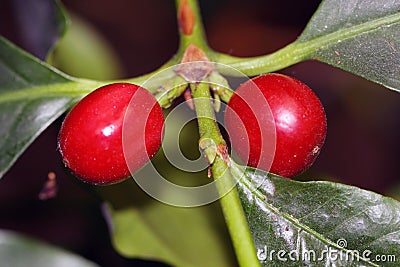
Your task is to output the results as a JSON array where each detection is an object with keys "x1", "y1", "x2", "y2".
[
  {"x1": 191, "y1": 83, "x2": 261, "y2": 267},
  {"x1": 175, "y1": 0, "x2": 209, "y2": 53},
  {"x1": 214, "y1": 41, "x2": 308, "y2": 77}
]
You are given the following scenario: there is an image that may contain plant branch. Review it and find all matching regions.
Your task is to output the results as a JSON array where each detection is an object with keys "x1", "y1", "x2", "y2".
[
  {"x1": 213, "y1": 42, "x2": 308, "y2": 77},
  {"x1": 175, "y1": 0, "x2": 210, "y2": 55}
]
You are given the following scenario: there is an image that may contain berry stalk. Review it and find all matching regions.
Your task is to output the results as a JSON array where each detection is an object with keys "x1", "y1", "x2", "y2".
[{"x1": 191, "y1": 82, "x2": 261, "y2": 267}]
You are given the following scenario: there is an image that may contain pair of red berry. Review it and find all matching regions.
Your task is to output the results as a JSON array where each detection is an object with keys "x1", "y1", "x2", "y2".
[{"x1": 58, "y1": 74, "x2": 326, "y2": 184}]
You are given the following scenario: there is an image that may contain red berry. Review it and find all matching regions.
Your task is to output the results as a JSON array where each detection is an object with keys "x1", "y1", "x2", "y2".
[
  {"x1": 58, "y1": 83, "x2": 164, "y2": 185},
  {"x1": 224, "y1": 73, "x2": 327, "y2": 178}
]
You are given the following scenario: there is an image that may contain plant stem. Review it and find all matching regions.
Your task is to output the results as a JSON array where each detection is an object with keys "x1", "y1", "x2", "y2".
[
  {"x1": 214, "y1": 42, "x2": 308, "y2": 77},
  {"x1": 173, "y1": 1, "x2": 261, "y2": 265},
  {"x1": 175, "y1": 0, "x2": 216, "y2": 58},
  {"x1": 191, "y1": 83, "x2": 261, "y2": 267}
]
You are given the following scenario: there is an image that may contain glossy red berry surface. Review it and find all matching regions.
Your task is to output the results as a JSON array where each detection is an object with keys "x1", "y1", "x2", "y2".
[
  {"x1": 58, "y1": 83, "x2": 164, "y2": 185},
  {"x1": 224, "y1": 73, "x2": 327, "y2": 178}
]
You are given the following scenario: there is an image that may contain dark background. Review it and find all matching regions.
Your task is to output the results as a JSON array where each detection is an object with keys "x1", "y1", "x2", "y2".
[{"x1": 1, "y1": 0, "x2": 399, "y2": 266}]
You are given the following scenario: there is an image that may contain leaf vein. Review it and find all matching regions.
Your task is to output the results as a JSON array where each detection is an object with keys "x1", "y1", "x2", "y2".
[{"x1": 297, "y1": 193, "x2": 341, "y2": 222}]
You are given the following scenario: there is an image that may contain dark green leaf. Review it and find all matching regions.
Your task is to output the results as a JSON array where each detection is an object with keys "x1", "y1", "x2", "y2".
[
  {"x1": 0, "y1": 229, "x2": 99, "y2": 267},
  {"x1": 299, "y1": 0, "x2": 400, "y2": 92},
  {"x1": 233, "y1": 165, "x2": 400, "y2": 266},
  {"x1": 109, "y1": 202, "x2": 234, "y2": 267},
  {"x1": 0, "y1": 36, "x2": 101, "y2": 178}
]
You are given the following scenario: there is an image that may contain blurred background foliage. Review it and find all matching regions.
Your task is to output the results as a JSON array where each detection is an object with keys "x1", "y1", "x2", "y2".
[{"x1": 0, "y1": 0, "x2": 399, "y2": 266}]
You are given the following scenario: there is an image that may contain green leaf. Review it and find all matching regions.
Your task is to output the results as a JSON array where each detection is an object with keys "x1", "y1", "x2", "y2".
[
  {"x1": 299, "y1": 0, "x2": 400, "y2": 92},
  {"x1": 110, "y1": 204, "x2": 234, "y2": 267},
  {"x1": 105, "y1": 183, "x2": 235, "y2": 267},
  {"x1": 0, "y1": 229, "x2": 99, "y2": 267},
  {"x1": 233, "y1": 165, "x2": 400, "y2": 266},
  {"x1": 0, "y1": 36, "x2": 101, "y2": 178}
]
